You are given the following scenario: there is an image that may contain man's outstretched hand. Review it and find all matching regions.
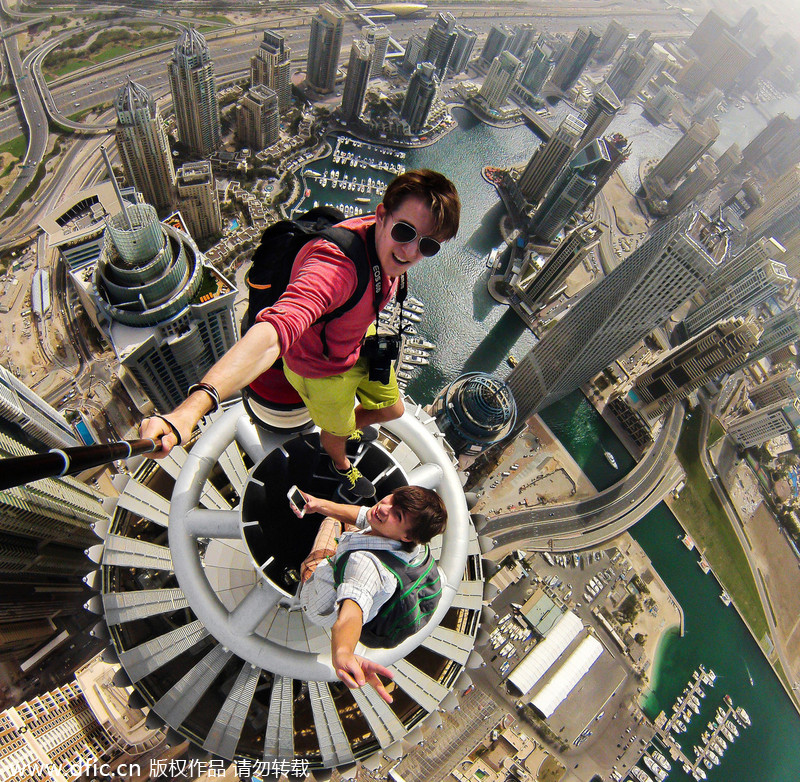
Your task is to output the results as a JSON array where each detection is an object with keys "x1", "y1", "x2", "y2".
[{"x1": 333, "y1": 650, "x2": 394, "y2": 704}]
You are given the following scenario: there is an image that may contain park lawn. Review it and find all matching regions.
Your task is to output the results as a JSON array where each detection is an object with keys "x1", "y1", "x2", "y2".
[
  {"x1": 199, "y1": 14, "x2": 233, "y2": 24},
  {"x1": 672, "y1": 413, "x2": 769, "y2": 642},
  {"x1": 0, "y1": 88, "x2": 15, "y2": 102},
  {"x1": 0, "y1": 136, "x2": 27, "y2": 161},
  {"x1": 50, "y1": 59, "x2": 94, "y2": 79},
  {"x1": 707, "y1": 417, "x2": 725, "y2": 446},
  {"x1": 94, "y1": 45, "x2": 135, "y2": 63}
]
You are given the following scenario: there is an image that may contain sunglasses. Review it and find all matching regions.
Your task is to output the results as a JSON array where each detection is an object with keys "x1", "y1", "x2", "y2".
[{"x1": 389, "y1": 217, "x2": 441, "y2": 257}]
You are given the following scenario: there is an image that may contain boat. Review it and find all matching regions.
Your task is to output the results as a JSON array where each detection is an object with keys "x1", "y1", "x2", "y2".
[
  {"x1": 684, "y1": 708, "x2": 693, "y2": 721},
  {"x1": 703, "y1": 759, "x2": 713, "y2": 770},
  {"x1": 697, "y1": 686, "x2": 705, "y2": 698},
  {"x1": 726, "y1": 719, "x2": 739, "y2": 737},
  {"x1": 689, "y1": 695, "x2": 700, "y2": 708},
  {"x1": 705, "y1": 669, "x2": 717, "y2": 685},
  {"x1": 736, "y1": 707, "x2": 751, "y2": 727},
  {"x1": 701, "y1": 731, "x2": 710, "y2": 743},
  {"x1": 682, "y1": 533, "x2": 695, "y2": 550},
  {"x1": 690, "y1": 701, "x2": 700, "y2": 714},
  {"x1": 698, "y1": 557, "x2": 710, "y2": 574},
  {"x1": 355, "y1": 196, "x2": 370, "y2": 204},
  {"x1": 406, "y1": 295, "x2": 424, "y2": 309},
  {"x1": 306, "y1": 169, "x2": 321, "y2": 177},
  {"x1": 693, "y1": 768, "x2": 707, "y2": 780},
  {"x1": 720, "y1": 590, "x2": 731, "y2": 606},
  {"x1": 653, "y1": 752, "x2": 672, "y2": 773},
  {"x1": 304, "y1": 188, "x2": 311, "y2": 197},
  {"x1": 724, "y1": 694, "x2": 733, "y2": 707},
  {"x1": 716, "y1": 733, "x2": 728, "y2": 750},
  {"x1": 604, "y1": 450, "x2": 618, "y2": 469},
  {"x1": 400, "y1": 308, "x2": 422, "y2": 323},
  {"x1": 507, "y1": 354, "x2": 518, "y2": 368},
  {"x1": 674, "y1": 719, "x2": 686, "y2": 732},
  {"x1": 643, "y1": 756, "x2": 667, "y2": 781},
  {"x1": 405, "y1": 355, "x2": 429, "y2": 365},
  {"x1": 631, "y1": 768, "x2": 652, "y2": 782},
  {"x1": 745, "y1": 663, "x2": 754, "y2": 686},
  {"x1": 406, "y1": 336, "x2": 435, "y2": 350},
  {"x1": 403, "y1": 301, "x2": 424, "y2": 314},
  {"x1": 707, "y1": 750, "x2": 719, "y2": 766}
]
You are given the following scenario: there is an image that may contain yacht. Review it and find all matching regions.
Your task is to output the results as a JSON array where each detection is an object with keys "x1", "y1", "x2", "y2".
[
  {"x1": 404, "y1": 300, "x2": 424, "y2": 314},
  {"x1": 726, "y1": 719, "x2": 739, "y2": 737},
  {"x1": 735, "y1": 707, "x2": 751, "y2": 727},
  {"x1": 643, "y1": 757, "x2": 667, "y2": 781},
  {"x1": 693, "y1": 767, "x2": 707, "y2": 780},
  {"x1": 604, "y1": 450, "x2": 618, "y2": 469},
  {"x1": 673, "y1": 719, "x2": 686, "y2": 733},
  {"x1": 406, "y1": 336, "x2": 435, "y2": 350},
  {"x1": 405, "y1": 355, "x2": 429, "y2": 365},
  {"x1": 652, "y1": 752, "x2": 671, "y2": 773},
  {"x1": 631, "y1": 768, "x2": 652, "y2": 782},
  {"x1": 707, "y1": 750, "x2": 720, "y2": 766},
  {"x1": 720, "y1": 725, "x2": 733, "y2": 742}
]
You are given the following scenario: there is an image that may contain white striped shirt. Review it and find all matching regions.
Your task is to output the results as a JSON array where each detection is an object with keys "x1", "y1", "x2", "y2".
[{"x1": 300, "y1": 506, "x2": 424, "y2": 629}]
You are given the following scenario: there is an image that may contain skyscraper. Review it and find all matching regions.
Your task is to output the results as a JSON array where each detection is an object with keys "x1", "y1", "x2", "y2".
[
  {"x1": 401, "y1": 62, "x2": 438, "y2": 133},
  {"x1": 402, "y1": 33, "x2": 424, "y2": 72},
  {"x1": 365, "y1": 25, "x2": 390, "y2": 77},
  {"x1": 530, "y1": 137, "x2": 621, "y2": 242},
  {"x1": 748, "y1": 368, "x2": 800, "y2": 408},
  {"x1": 341, "y1": 39, "x2": 374, "y2": 122},
  {"x1": 168, "y1": 28, "x2": 221, "y2": 157},
  {"x1": 449, "y1": 25, "x2": 477, "y2": 75},
  {"x1": 667, "y1": 155, "x2": 719, "y2": 215},
  {"x1": 306, "y1": 4, "x2": 343, "y2": 94},
  {"x1": 596, "y1": 20, "x2": 629, "y2": 62},
  {"x1": 514, "y1": 221, "x2": 603, "y2": 310},
  {"x1": 687, "y1": 9, "x2": 731, "y2": 60},
  {"x1": 705, "y1": 237, "x2": 786, "y2": 298},
  {"x1": 734, "y1": 305, "x2": 800, "y2": 370},
  {"x1": 237, "y1": 84, "x2": 280, "y2": 150},
  {"x1": 480, "y1": 24, "x2": 515, "y2": 65},
  {"x1": 631, "y1": 319, "x2": 761, "y2": 419},
  {"x1": 506, "y1": 211, "x2": 730, "y2": 416},
  {"x1": 605, "y1": 50, "x2": 646, "y2": 101},
  {"x1": 513, "y1": 41, "x2": 552, "y2": 102},
  {"x1": 581, "y1": 83, "x2": 621, "y2": 142},
  {"x1": 114, "y1": 81, "x2": 175, "y2": 214},
  {"x1": 92, "y1": 202, "x2": 237, "y2": 411},
  {"x1": 693, "y1": 87, "x2": 724, "y2": 122},
  {"x1": 643, "y1": 85, "x2": 679, "y2": 125},
  {"x1": 683, "y1": 259, "x2": 793, "y2": 337},
  {"x1": 421, "y1": 12, "x2": 457, "y2": 77},
  {"x1": 744, "y1": 165, "x2": 800, "y2": 240},
  {"x1": 250, "y1": 30, "x2": 292, "y2": 111},
  {"x1": 508, "y1": 23, "x2": 537, "y2": 59},
  {"x1": 712, "y1": 142, "x2": 743, "y2": 184},
  {"x1": 647, "y1": 118, "x2": 720, "y2": 188},
  {"x1": 725, "y1": 398, "x2": 800, "y2": 448},
  {"x1": 548, "y1": 27, "x2": 600, "y2": 92},
  {"x1": 477, "y1": 51, "x2": 522, "y2": 111},
  {"x1": 176, "y1": 161, "x2": 222, "y2": 242},
  {"x1": 517, "y1": 114, "x2": 586, "y2": 204}
]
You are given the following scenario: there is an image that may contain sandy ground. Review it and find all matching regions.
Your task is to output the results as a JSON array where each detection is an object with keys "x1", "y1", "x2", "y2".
[
  {"x1": 728, "y1": 463, "x2": 800, "y2": 682},
  {"x1": 603, "y1": 172, "x2": 651, "y2": 236},
  {"x1": 473, "y1": 415, "x2": 597, "y2": 517}
]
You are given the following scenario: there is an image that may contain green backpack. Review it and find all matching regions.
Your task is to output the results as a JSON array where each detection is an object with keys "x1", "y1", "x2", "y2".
[{"x1": 332, "y1": 546, "x2": 442, "y2": 648}]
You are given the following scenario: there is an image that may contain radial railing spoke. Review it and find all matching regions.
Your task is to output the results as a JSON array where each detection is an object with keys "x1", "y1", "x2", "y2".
[
  {"x1": 228, "y1": 583, "x2": 281, "y2": 634},
  {"x1": 184, "y1": 509, "x2": 241, "y2": 539}
]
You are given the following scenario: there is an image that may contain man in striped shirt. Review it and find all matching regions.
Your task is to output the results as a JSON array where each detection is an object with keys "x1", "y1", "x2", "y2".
[{"x1": 294, "y1": 486, "x2": 447, "y2": 704}]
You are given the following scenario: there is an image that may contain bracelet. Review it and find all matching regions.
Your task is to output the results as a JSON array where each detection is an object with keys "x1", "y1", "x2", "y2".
[
  {"x1": 149, "y1": 414, "x2": 183, "y2": 446},
  {"x1": 187, "y1": 382, "x2": 221, "y2": 414}
]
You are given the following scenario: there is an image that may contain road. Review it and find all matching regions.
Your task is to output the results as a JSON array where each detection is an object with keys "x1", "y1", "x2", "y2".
[{"x1": 484, "y1": 403, "x2": 685, "y2": 553}]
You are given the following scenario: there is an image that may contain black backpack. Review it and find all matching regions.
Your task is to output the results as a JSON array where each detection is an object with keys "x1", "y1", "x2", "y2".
[
  {"x1": 333, "y1": 546, "x2": 442, "y2": 648},
  {"x1": 242, "y1": 206, "x2": 371, "y2": 359}
]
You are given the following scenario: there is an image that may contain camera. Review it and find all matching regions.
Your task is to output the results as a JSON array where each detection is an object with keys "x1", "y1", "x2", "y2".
[{"x1": 361, "y1": 334, "x2": 401, "y2": 384}]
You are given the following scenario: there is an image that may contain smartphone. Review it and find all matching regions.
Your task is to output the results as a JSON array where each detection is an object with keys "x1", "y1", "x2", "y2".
[{"x1": 287, "y1": 485, "x2": 307, "y2": 516}]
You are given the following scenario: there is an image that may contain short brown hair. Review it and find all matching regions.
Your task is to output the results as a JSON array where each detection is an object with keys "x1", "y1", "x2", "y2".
[
  {"x1": 382, "y1": 169, "x2": 460, "y2": 241},
  {"x1": 390, "y1": 485, "x2": 448, "y2": 545}
]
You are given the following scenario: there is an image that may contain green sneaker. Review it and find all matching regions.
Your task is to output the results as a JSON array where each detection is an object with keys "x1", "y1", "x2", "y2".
[
  {"x1": 348, "y1": 426, "x2": 378, "y2": 443},
  {"x1": 331, "y1": 462, "x2": 376, "y2": 498}
]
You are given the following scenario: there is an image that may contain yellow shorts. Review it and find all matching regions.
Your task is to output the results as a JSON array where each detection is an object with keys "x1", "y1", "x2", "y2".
[{"x1": 283, "y1": 357, "x2": 400, "y2": 437}]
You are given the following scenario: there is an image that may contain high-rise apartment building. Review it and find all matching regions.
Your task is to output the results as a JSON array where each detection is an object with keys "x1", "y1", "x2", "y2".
[
  {"x1": 517, "y1": 114, "x2": 586, "y2": 204},
  {"x1": 744, "y1": 165, "x2": 800, "y2": 240},
  {"x1": 114, "y1": 81, "x2": 175, "y2": 214},
  {"x1": 713, "y1": 143, "x2": 743, "y2": 184},
  {"x1": 725, "y1": 398, "x2": 800, "y2": 448},
  {"x1": 632, "y1": 319, "x2": 761, "y2": 418},
  {"x1": 581, "y1": 84, "x2": 621, "y2": 141},
  {"x1": 748, "y1": 369, "x2": 800, "y2": 408},
  {"x1": 176, "y1": 161, "x2": 222, "y2": 242},
  {"x1": 506, "y1": 211, "x2": 730, "y2": 416},
  {"x1": 736, "y1": 305, "x2": 800, "y2": 370},
  {"x1": 596, "y1": 20, "x2": 629, "y2": 62},
  {"x1": 605, "y1": 50, "x2": 646, "y2": 101},
  {"x1": 705, "y1": 237, "x2": 785, "y2": 298},
  {"x1": 704, "y1": 32, "x2": 754, "y2": 93},
  {"x1": 513, "y1": 41, "x2": 552, "y2": 103},
  {"x1": 647, "y1": 118, "x2": 720, "y2": 187},
  {"x1": 402, "y1": 33, "x2": 424, "y2": 72},
  {"x1": 477, "y1": 51, "x2": 522, "y2": 110},
  {"x1": 306, "y1": 4, "x2": 344, "y2": 94},
  {"x1": 449, "y1": 25, "x2": 477, "y2": 75},
  {"x1": 341, "y1": 39, "x2": 374, "y2": 122},
  {"x1": 643, "y1": 85, "x2": 679, "y2": 125},
  {"x1": 250, "y1": 30, "x2": 292, "y2": 111},
  {"x1": 513, "y1": 221, "x2": 603, "y2": 310},
  {"x1": 401, "y1": 62, "x2": 438, "y2": 133},
  {"x1": 168, "y1": 28, "x2": 221, "y2": 157},
  {"x1": 365, "y1": 25, "x2": 390, "y2": 77},
  {"x1": 421, "y1": 12, "x2": 457, "y2": 77},
  {"x1": 687, "y1": 9, "x2": 731, "y2": 61},
  {"x1": 480, "y1": 24, "x2": 515, "y2": 65},
  {"x1": 548, "y1": 27, "x2": 600, "y2": 92},
  {"x1": 508, "y1": 24, "x2": 537, "y2": 59},
  {"x1": 237, "y1": 84, "x2": 280, "y2": 150},
  {"x1": 693, "y1": 87, "x2": 724, "y2": 122},
  {"x1": 667, "y1": 155, "x2": 719, "y2": 215},
  {"x1": 530, "y1": 138, "x2": 619, "y2": 242},
  {"x1": 683, "y1": 259, "x2": 793, "y2": 336},
  {"x1": 632, "y1": 44, "x2": 671, "y2": 95},
  {"x1": 92, "y1": 203, "x2": 237, "y2": 412}
]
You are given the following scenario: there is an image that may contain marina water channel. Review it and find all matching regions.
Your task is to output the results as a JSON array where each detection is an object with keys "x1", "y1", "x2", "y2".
[{"x1": 296, "y1": 104, "x2": 800, "y2": 779}]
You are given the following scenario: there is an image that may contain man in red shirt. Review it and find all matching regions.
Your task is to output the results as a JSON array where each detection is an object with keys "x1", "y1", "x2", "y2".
[{"x1": 141, "y1": 169, "x2": 460, "y2": 498}]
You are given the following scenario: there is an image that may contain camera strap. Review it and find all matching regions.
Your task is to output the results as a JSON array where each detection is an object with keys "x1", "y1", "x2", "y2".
[{"x1": 366, "y1": 225, "x2": 407, "y2": 334}]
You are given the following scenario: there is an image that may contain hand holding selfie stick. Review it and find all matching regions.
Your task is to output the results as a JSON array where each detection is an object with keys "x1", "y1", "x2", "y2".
[{"x1": 0, "y1": 438, "x2": 163, "y2": 492}]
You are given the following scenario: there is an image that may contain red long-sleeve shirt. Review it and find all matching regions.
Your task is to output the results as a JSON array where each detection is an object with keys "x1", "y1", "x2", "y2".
[{"x1": 255, "y1": 215, "x2": 398, "y2": 379}]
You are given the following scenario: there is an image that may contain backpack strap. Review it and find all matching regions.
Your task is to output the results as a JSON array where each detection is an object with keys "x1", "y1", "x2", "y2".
[{"x1": 312, "y1": 225, "x2": 373, "y2": 359}]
